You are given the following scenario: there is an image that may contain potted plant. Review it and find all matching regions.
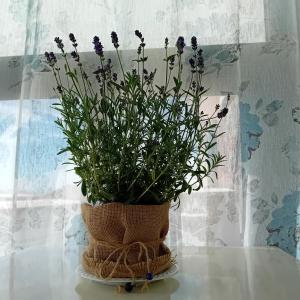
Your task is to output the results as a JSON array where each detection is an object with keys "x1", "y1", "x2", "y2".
[{"x1": 45, "y1": 31, "x2": 229, "y2": 283}]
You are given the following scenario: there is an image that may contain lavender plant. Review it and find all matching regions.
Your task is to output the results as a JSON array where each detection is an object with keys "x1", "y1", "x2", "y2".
[{"x1": 45, "y1": 31, "x2": 229, "y2": 206}]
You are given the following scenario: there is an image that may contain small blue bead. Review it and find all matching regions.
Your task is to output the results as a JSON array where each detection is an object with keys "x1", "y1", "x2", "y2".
[{"x1": 146, "y1": 272, "x2": 153, "y2": 280}]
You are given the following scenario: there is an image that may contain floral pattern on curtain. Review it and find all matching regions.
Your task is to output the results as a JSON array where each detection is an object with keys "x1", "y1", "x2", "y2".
[{"x1": 0, "y1": 0, "x2": 300, "y2": 260}]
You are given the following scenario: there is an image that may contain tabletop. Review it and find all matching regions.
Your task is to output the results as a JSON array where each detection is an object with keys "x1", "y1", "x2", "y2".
[{"x1": 1, "y1": 245, "x2": 300, "y2": 300}]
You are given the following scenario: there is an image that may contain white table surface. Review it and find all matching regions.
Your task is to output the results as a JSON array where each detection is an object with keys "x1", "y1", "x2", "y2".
[{"x1": 1, "y1": 246, "x2": 300, "y2": 300}]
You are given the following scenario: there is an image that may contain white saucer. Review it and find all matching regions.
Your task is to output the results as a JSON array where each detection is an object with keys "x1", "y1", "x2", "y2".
[{"x1": 76, "y1": 264, "x2": 179, "y2": 286}]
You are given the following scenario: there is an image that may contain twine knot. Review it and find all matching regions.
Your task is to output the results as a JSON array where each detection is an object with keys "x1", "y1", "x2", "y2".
[{"x1": 95, "y1": 239, "x2": 163, "y2": 280}]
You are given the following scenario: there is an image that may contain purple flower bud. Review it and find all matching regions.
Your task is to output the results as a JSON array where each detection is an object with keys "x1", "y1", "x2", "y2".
[
  {"x1": 217, "y1": 107, "x2": 229, "y2": 118},
  {"x1": 54, "y1": 37, "x2": 64, "y2": 51},
  {"x1": 189, "y1": 58, "x2": 195, "y2": 68},
  {"x1": 95, "y1": 74, "x2": 101, "y2": 83},
  {"x1": 93, "y1": 36, "x2": 104, "y2": 57},
  {"x1": 198, "y1": 49, "x2": 203, "y2": 58},
  {"x1": 49, "y1": 52, "x2": 56, "y2": 60},
  {"x1": 45, "y1": 51, "x2": 57, "y2": 66},
  {"x1": 111, "y1": 31, "x2": 119, "y2": 49},
  {"x1": 176, "y1": 36, "x2": 185, "y2": 54},
  {"x1": 69, "y1": 33, "x2": 76, "y2": 43},
  {"x1": 165, "y1": 37, "x2": 169, "y2": 48},
  {"x1": 69, "y1": 33, "x2": 78, "y2": 47},
  {"x1": 103, "y1": 63, "x2": 110, "y2": 73},
  {"x1": 93, "y1": 36, "x2": 100, "y2": 44},
  {"x1": 197, "y1": 57, "x2": 204, "y2": 70},
  {"x1": 96, "y1": 44, "x2": 104, "y2": 56},
  {"x1": 169, "y1": 55, "x2": 175, "y2": 65},
  {"x1": 197, "y1": 48, "x2": 204, "y2": 71},
  {"x1": 137, "y1": 45, "x2": 141, "y2": 55},
  {"x1": 169, "y1": 55, "x2": 175, "y2": 70},
  {"x1": 70, "y1": 51, "x2": 80, "y2": 62},
  {"x1": 45, "y1": 51, "x2": 57, "y2": 67},
  {"x1": 191, "y1": 36, "x2": 197, "y2": 51},
  {"x1": 92, "y1": 36, "x2": 104, "y2": 57},
  {"x1": 135, "y1": 30, "x2": 143, "y2": 40}
]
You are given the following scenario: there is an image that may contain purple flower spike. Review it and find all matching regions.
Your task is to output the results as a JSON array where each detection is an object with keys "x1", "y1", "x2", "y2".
[
  {"x1": 191, "y1": 36, "x2": 197, "y2": 51},
  {"x1": 111, "y1": 32, "x2": 119, "y2": 49},
  {"x1": 189, "y1": 58, "x2": 195, "y2": 68},
  {"x1": 176, "y1": 36, "x2": 185, "y2": 54},
  {"x1": 137, "y1": 45, "x2": 141, "y2": 55},
  {"x1": 95, "y1": 43, "x2": 104, "y2": 56},
  {"x1": 54, "y1": 37, "x2": 64, "y2": 51},
  {"x1": 165, "y1": 37, "x2": 169, "y2": 48},
  {"x1": 49, "y1": 52, "x2": 56, "y2": 61},
  {"x1": 93, "y1": 36, "x2": 104, "y2": 57},
  {"x1": 44, "y1": 51, "x2": 57, "y2": 67},
  {"x1": 135, "y1": 30, "x2": 143, "y2": 40},
  {"x1": 69, "y1": 33, "x2": 76, "y2": 43},
  {"x1": 197, "y1": 50, "x2": 204, "y2": 69},
  {"x1": 93, "y1": 36, "x2": 100, "y2": 44},
  {"x1": 69, "y1": 33, "x2": 78, "y2": 47},
  {"x1": 70, "y1": 51, "x2": 76, "y2": 58},
  {"x1": 217, "y1": 107, "x2": 229, "y2": 118},
  {"x1": 71, "y1": 51, "x2": 80, "y2": 62}
]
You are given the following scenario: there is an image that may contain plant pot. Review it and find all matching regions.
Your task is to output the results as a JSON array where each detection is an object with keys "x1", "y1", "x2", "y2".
[{"x1": 81, "y1": 202, "x2": 172, "y2": 279}]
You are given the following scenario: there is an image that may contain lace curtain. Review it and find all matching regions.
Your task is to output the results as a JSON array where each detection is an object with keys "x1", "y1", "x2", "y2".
[{"x1": 0, "y1": 0, "x2": 300, "y2": 260}]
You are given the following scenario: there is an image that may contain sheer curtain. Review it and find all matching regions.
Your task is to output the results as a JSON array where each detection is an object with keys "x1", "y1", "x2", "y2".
[{"x1": 0, "y1": 0, "x2": 300, "y2": 261}]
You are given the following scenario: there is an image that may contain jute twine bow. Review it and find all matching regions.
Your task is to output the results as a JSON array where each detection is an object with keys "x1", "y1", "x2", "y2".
[
  {"x1": 92, "y1": 239, "x2": 164, "y2": 293},
  {"x1": 93, "y1": 239, "x2": 164, "y2": 280}
]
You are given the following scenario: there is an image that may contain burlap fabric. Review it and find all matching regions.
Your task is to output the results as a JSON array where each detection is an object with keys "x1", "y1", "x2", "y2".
[{"x1": 81, "y1": 202, "x2": 172, "y2": 279}]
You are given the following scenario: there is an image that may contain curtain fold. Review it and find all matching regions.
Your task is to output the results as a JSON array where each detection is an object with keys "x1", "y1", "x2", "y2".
[{"x1": 0, "y1": 0, "x2": 299, "y2": 261}]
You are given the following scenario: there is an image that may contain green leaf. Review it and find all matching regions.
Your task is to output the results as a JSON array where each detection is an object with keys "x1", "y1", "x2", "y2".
[
  {"x1": 57, "y1": 148, "x2": 69, "y2": 155},
  {"x1": 81, "y1": 181, "x2": 87, "y2": 196},
  {"x1": 206, "y1": 142, "x2": 217, "y2": 151},
  {"x1": 66, "y1": 71, "x2": 76, "y2": 79},
  {"x1": 205, "y1": 159, "x2": 211, "y2": 169},
  {"x1": 173, "y1": 77, "x2": 179, "y2": 86}
]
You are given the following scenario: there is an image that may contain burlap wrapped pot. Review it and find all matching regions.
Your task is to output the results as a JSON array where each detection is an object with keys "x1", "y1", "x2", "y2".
[{"x1": 81, "y1": 202, "x2": 172, "y2": 279}]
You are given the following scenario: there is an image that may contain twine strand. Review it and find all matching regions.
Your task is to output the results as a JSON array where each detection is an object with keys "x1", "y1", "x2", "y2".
[{"x1": 97, "y1": 240, "x2": 159, "y2": 280}]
